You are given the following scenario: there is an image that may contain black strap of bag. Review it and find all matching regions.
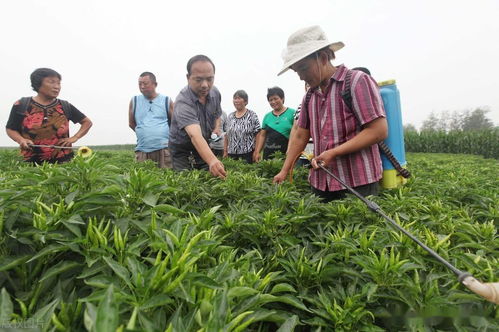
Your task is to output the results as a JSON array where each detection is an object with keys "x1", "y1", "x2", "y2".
[
  {"x1": 19, "y1": 97, "x2": 31, "y2": 113},
  {"x1": 165, "y1": 96, "x2": 171, "y2": 127},
  {"x1": 20, "y1": 97, "x2": 72, "y2": 115}
]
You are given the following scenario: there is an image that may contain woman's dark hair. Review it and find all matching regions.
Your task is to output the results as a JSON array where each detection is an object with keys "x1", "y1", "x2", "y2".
[
  {"x1": 233, "y1": 90, "x2": 248, "y2": 104},
  {"x1": 186, "y1": 55, "x2": 215, "y2": 76},
  {"x1": 30, "y1": 68, "x2": 61, "y2": 92},
  {"x1": 267, "y1": 86, "x2": 285, "y2": 101}
]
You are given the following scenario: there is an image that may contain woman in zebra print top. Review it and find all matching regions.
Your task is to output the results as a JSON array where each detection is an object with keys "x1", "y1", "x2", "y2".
[{"x1": 224, "y1": 90, "x2": 261, "y2": 163}]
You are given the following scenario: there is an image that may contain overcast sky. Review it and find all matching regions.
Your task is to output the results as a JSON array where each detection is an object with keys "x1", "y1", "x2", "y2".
[{"x1": 1, "y1": 0, "x2": 498, "y2": 147}]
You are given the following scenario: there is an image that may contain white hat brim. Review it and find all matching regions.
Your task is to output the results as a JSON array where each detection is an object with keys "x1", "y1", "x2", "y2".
[{"x1": 278, "y1": 41, "x2": 344, "y2": 76}]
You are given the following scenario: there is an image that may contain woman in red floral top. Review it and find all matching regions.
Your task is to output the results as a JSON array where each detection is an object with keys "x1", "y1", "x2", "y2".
[{"x1": 6, "y1": 68, "x2": 92, "y2": 164}]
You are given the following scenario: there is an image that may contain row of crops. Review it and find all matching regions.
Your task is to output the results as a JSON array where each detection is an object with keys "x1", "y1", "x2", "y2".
[
  {"x1": 0, "y1": 150, "x2": 498, "y2": 331},
  {"x1": 404, "y1": 129, "x2": 499, "y2": 159}
]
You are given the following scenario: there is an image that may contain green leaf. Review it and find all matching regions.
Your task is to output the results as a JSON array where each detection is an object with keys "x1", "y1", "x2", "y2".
[
  {"x1": 31, "y1": 299, "x2": 59, "y2": 332},
  {"x1": 226, "y1": 311, "x2": 254, "y2": 332},
  {"x1": 27, "y1": 243, "x2": 69, "y2": 263},
  {"x1": 39, "y1": 261, "x2": 81, "y2": 282},
  {"x1": 0, "y1": 288, "x2": 13, "y2": 323},
  {"x1": 61, "y1": 214, "x2": 85, "y2": 237},
  {"x1": 162, "y1": 229, "x2": 180, "y2": 247},
  {"x1": 78, "y1": 262, "x2": 107, "y2": 279},
  {"x1": 154, "y1": 204, "x2": 186, "y2": 215},
  {"x1": 84, "y1": 275, "x2": 116, "y2": 289},
  {"x1": 80, "y1": 289, "x2": 108, "y2": 303},
  {"x1": 142, "y1": 192, "x2": 159, "y2": 207},
  {"x1": 211, "y1": 290, "x2": 228, "y2": 330},
  {"x1": 362, "y1": 282, "x2": 378, "y2": 302},
  {"x1": 164, "y1": 303, "x2": 189, "y2": 330},
  {"x1": 84, "y1": 302, "x2": 97, "y2": 331},
  {"x1": 270, "y1": 283, "x2": 297, "y2": 294},
  {"x1": 276, "y1": 315, "x2": 300, "y2": 332},
  {"x1": 0, "y1": 255, "x2": 30, "y2": 272},
  {"x1": 126, "y1": 306, "x2": 139, "y2": 330},
  {"x1": 125, "y1": 257, "x2": 144, "y2": 286},
  {"x1": 138, "y1": 310, "x2": 157, "y2": 332},
  {"x1": 95, "y1": 285, "x2": 119, "y2": 332},
  {"x1": 140, "y1": 294, "x2": 174, "y2": 310},
  {"x1": 302, "y1": 316, "x2": 328, "y2": 327},
  {"x1": 103, "y1": 256, "x2": 132, "y2": 289},
  {"x1": 274, "y1": 295, "x2": 310, "y2": 312},
  {"x1": 228, "y1": 287, "x2": 259, "y2": 299},
  {"x1": 65, "y1": 190, "x2": 79, "y2": 204},
  {"x1": 191, "y1": 274, "x2": 222, "y2": 289},
  {"x1": 232, "y1": 309, "x2": 278, "y2": 330}
]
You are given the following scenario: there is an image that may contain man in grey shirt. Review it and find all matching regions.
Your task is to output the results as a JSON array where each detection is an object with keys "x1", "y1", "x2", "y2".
[{"x1": 169, "y1": 54, "x2": 226, "y2": 178}]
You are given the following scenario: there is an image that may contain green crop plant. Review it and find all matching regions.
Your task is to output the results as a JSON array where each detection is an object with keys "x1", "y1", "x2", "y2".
[
  {"x1": 0, "y1": 149, "x2": 497, "y2": 331},
  {"x1": 405, "y1": 128, "x2": 499, "y2": 159}
]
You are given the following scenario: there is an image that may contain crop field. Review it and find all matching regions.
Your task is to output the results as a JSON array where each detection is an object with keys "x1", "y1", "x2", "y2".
[
  {"x1": 404, "y1": 129, "x2": 499, "y2": 159},
  {"x1": 0, "y1": 149, "x2": 497, "y2": 331}
]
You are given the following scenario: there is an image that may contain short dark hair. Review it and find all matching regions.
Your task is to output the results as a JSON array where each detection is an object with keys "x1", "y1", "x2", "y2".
[
  {"x1": 233, "y1": 90, "x2": 248, "y2": 104},
  {"x1": 267, "y1": 86, "x2": 285, "y2": 101},
  {"x1": 186, "y1": 55, "x2": 215, "y2": 76},
  {"x1": 140, "y1": 72, "x2": 157, "y2": 83},
  {"x1": 30, "y1": 68, "x2": 61, "y2": 92}
]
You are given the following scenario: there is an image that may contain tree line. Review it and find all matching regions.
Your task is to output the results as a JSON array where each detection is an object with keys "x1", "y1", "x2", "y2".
[
  {"x1": 404, "y1": 107, "x2": 495, "y2": 132},
  {"x1": 403, "y1": 107, "x2": 498, "y2": 159}
]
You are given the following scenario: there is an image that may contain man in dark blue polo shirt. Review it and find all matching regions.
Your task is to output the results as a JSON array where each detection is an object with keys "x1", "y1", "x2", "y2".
[{"x1": 169, "y1": 54, "x2": 226, "y2": 179}]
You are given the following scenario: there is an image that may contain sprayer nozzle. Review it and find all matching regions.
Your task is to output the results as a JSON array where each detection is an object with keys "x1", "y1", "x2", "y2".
[{"x1": 461, "y1": 276, "x2": 499, "y2": 304}]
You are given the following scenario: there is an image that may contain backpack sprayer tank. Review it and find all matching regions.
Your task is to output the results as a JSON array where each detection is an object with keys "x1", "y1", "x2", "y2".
[{"x1": 378, "y1": 80, "x2": 408, "y2": 189}]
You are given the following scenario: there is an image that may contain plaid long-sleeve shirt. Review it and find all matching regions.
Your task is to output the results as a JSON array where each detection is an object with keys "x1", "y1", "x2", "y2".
[{"x1": 298, "y1": 65, "x2": 386, "y2": 192}]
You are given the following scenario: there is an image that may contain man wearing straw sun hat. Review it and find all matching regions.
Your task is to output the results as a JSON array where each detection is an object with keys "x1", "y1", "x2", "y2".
[{"x1": 273, "y1": 26, "x2": 388, "y2": 202}]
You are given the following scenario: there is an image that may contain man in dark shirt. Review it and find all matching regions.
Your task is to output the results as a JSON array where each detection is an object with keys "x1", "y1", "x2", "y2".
[{"x1": 169, "y1": 55, "x2": 226, "y2": 178}]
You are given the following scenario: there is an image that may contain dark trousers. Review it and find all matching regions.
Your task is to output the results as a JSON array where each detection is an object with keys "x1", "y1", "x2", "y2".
[
  {"x1": 311, "y1": 182, "x2": 379, "y2": 203},
  {"x1": 171, "y1": 145, "x2": 208, "y2": 171},
  {"x1": 228, "y1": 151, "x2": 254, "y2": 164},
  {"x1": 212, "y1": 149, "x2": 224, "y2": 158}
]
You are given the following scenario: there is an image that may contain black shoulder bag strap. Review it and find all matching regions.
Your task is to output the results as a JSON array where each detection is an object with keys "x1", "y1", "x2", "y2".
[
  {"x1": 19, "y1": 97, "x2": 31, "y2": 113},
  {"x1": 20, "y1": 97, "x2": 75, "y2": 123},
  {"x1": 341, "y1": 70, "x2": 411, "y2": 179},
  {"x1": 59, "y1": 99, "x2": 72, "y2": 116},
  {"x1": 133, "y1": 96, "x2": 137, "y2": 123},
  {"x1": 165, "y1": 96, "x2": 171, "y2": 127}
]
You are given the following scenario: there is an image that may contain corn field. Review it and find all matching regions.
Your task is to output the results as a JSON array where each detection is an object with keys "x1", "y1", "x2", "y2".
[
  {"x1": 404, "y1": 129, "x2": 499, "y2": 159},
  {"x1": 0, "y1": 150, "x2": 498, "y2": 331}
]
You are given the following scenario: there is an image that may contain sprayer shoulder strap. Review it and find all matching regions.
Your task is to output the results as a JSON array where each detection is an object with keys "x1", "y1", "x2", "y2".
[{"x1": 341, "y1": 70, "x2": 410, "y2": 178}]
